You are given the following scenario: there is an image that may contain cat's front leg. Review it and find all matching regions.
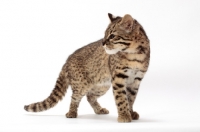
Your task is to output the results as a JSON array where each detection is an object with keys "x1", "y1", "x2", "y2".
[
  {"x1": 127, "y1": 70, "x2": 145, "y2": 120},
  {"x1": 112, "y1": 72, "x2": 132, "y2": 123}
]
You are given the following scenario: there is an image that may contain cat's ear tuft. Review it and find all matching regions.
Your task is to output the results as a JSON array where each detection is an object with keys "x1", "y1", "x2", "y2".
[{"x1": 119, "y1": 14, "x2": 134, "y2": 33}]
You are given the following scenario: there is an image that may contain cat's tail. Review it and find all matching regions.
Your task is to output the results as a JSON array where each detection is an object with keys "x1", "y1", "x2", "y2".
[{"x1": 24, "y1": 70, "x2": 69, "y2": 112}]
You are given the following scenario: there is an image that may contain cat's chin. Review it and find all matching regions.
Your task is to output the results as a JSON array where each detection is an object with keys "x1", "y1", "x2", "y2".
[{"x1": 105, "y1": 48, "x2": 120, "y2": 55}]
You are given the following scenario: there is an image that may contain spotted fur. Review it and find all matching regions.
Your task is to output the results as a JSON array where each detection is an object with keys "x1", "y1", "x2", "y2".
[{"x1": 24, "y1": 13, "x2": 150, "y2": 123}]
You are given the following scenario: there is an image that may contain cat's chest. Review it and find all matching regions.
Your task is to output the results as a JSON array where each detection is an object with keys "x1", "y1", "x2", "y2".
[{"x1": 125, "y1": 69, "x2": 137, "y2": 85}]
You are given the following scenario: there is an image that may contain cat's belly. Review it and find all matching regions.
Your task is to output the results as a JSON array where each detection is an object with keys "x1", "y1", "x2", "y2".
[
  {"x1": 88, "y1": 78, "x2": 111, "y2": 96},
  {"x1": 96, "y1": 78, "x2": 111, "y2": 87}
]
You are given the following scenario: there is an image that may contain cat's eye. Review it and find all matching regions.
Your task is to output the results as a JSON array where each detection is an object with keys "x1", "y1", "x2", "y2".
[{"x1": 109, "y1": 34, "x2": 115, "y2": 39}]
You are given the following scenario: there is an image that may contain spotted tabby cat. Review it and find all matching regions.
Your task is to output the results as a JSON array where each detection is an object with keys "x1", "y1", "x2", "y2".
[{"x1": 24, "y1": 13, "x2": 150, "y2": 122}]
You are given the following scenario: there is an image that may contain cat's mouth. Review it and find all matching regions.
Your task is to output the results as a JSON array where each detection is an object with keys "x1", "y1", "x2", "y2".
[{"x1": 103, "y1": 46, "x2": 121, "y2": 55}]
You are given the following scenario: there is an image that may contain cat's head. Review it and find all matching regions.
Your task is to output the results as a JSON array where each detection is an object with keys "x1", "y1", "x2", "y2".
[{"x1": 102, "y1": 13, "x2": 142, "y2": 54}]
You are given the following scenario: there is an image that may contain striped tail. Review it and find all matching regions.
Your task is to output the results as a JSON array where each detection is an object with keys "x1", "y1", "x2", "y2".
[{"x1": 24, "y1": 70, "x2": 69, "y2": 112}]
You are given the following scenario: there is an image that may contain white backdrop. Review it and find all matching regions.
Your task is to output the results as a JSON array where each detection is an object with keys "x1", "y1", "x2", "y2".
[{"x1": 0, "y1": 0, "x2": 200, "y2": 132}]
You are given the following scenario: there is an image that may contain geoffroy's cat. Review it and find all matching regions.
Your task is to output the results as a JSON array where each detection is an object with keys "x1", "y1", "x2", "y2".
[{"x1": 24, "y1": 13, "x2": 150, "y2": 122}]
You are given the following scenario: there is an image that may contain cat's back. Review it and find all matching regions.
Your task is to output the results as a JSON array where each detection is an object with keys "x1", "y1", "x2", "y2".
[
  {"x1": 64, "y1": 39, "x2": 110, "y2": 84},
  {"x1": 65, "y1": 39, "x2": 108, "y2": 70},
  {"x1": 69, "y1": 39, "x2": 103, "y2": 59}
]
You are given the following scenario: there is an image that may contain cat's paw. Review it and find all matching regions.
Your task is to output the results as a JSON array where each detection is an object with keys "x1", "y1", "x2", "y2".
[
  {"x1": 117, "y1": 112, "x2": 132, "y2": 123},
  {"x1": 96, "y1": 108, "x2": 109, "y2": 114},
  {"x1": 130, "y1": 111, "x2": 139, "y2": 120},
  {"x1": 66, "y1": 111, "x2": 77, "y2": 118}
]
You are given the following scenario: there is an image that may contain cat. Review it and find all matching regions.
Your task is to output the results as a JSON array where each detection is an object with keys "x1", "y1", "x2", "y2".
[{"x1": 24, "y1": 13, "x2": 150, "y2": 122}]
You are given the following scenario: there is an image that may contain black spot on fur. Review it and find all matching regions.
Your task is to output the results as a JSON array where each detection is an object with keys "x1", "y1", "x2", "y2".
[
  {"x1": 135, "y1": 77, "x2": 142, "y2": 81},
  {"x1": 137, "y1": 45, "x2": 146, "y2": 54},
  {"x1": 115, "y1": 83, "x2": 124, "y2": 88},
  {"x1": 127, "y1": 87, "x2": 136, "y2": 96},
  {"x1": 116, "y1": 73, "x2": 128, "y2": 79},
  {"x1": 116, "y1": 66, "x2": 121, "y2": 69},
  {"x1": 113, "y1": 86, "x2": 118, "y2": 90},
  {"x1": 117, "y1": 101, "x2": 124, "y2": 107},
  {"x1": 116, "y1": 95, "x2": 121, "y2": 100},
  {"x1": 122, "y1": 90, "x2": 126, "y2": 95},
  {"x1": 122, "y1": 66, "x2": 130, "y2": 70}
]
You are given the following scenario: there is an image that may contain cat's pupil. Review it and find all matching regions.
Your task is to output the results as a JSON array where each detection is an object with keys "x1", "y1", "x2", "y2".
[{"x1": 109, "y1": 34, "x2": 115, "y2": 39}]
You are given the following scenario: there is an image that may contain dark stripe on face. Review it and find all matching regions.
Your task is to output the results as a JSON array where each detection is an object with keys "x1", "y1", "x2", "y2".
[
  {"x1": 115, "y1": 83, "x2": 124, "y2": 88},
  {"x1": 118, "y1": 36, "x2": 132, "y2": 41},
  {"x1": 116, "y1": 73, "x2": 128, "y2": 79},
  {"x1": 113, "y1": 42, "x2": 130, "y2": 46},
  {"x1": 127, "y1": 87, "x2": 136, "y2": 96},
  {"x1": 112, "y1": 24, "x2": 116, "y2": 29},
  {"x1": 122, "y1": 47, "x2": 128, "y2": 51}
]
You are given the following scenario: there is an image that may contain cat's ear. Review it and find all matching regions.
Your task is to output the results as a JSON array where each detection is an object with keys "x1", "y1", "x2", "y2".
[
  {"x1": 108, "y1": 13, "x2": 115, "y2": 22},
  {"x1": 119, "y1": 14, "x2": 134, "y2": 33},
  {"x1": 108, "y1": 13, "x2": 120, "y2": 22}
]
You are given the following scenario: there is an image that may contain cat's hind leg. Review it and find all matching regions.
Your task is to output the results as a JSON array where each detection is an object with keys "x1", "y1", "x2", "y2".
[
  {"x1": 87, "y1": 94, "x2": 109, "y2": 114},
  {"x1": 66, "y1": 83, "x2": 92, "y2": 118},
  {"x1": 65, "y1": 93, "x2": 83, "y2": 118},
  {"x1": 87, "y1": 86, "x2": 110, "y2": 114}
]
